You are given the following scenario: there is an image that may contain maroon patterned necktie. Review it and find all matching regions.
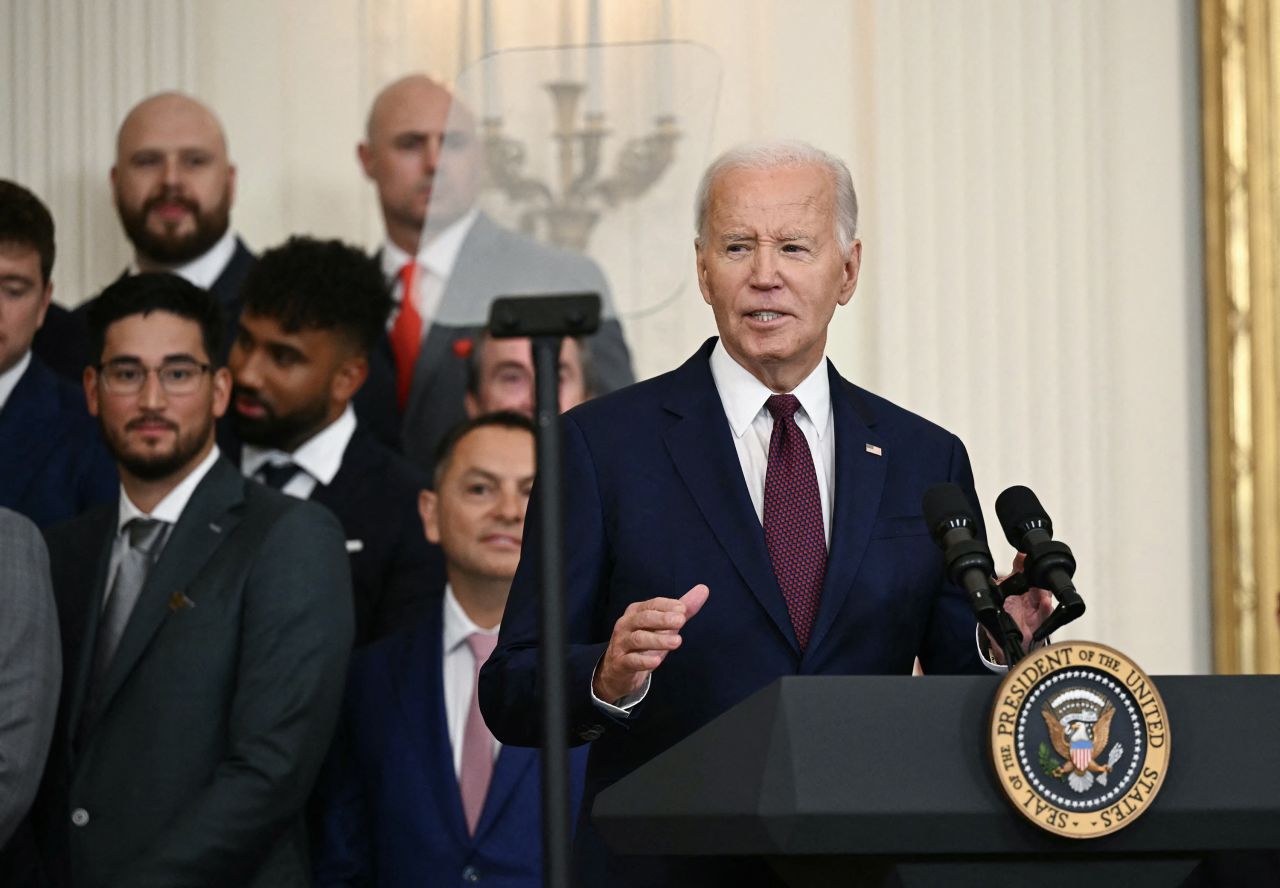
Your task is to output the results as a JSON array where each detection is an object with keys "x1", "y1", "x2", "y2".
[{"x1": 763, "y1": 394, "x2": 828, "y2": 651}]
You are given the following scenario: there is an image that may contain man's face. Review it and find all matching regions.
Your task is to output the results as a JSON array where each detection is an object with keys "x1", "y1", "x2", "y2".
[
  {"x1": 0, "y1": 244, "x2": 51, "y2": 376},
  {"x1": 420, "y1": 425, "x2": 534, "y2": 585},
  {"x1": 464, "y1": 335, "x2": 587, "y2": 418},
  {"x1": 112, "y1": 95, "x2": 236, "y2": 265},
  {"x1": 696, "y1": 163, "x2": 860, "y2": 389},
  {"x1": 85, "y1": 310, "x2": 230, "y2": 483},
  {"x1": 359, "y1": 78, "x2": 482, "y2": 239},
  {"x1": 227, "y1": 311, "x2": 366, "y2": 453}
]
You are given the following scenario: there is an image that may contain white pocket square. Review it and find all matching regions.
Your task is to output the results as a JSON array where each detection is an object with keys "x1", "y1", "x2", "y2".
[{"x1": 345, "y1": 539, "x2": 364, "y2": 553}]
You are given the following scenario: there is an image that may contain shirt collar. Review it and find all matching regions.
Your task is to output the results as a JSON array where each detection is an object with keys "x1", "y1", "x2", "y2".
[
  {"x1": 708, "y1": 339, "x2": 831, "y2": 439},
  {"x1": 442, "y1": 583, "x2": 500, "y2": 655},
  {"x1": 240, "y1": 405, "x2": 357, "y2": 488},
  {"x1": 379, "y1": 208, "x2": 481, "y2": 288},
  {"x1": 117, "y1": 444, "x2": 221, "y2": 533},
  {"x1": 0, "y1": 350, "x2": 32, "y2": 412},
  {"x1": 130, "y1": 228, "x2": 238, "y2": 291}
]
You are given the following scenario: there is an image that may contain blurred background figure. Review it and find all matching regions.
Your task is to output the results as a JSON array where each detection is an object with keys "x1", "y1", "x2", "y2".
[
  {"x1": 354, "y1": 73, "x2": 633, "y2": 467},
  {"x1": 464, "y1": 330, "x2": 591, "y2": 419}
]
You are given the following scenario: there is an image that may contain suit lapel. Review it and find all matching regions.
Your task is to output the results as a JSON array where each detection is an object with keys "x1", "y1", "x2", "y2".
[
  {"x1": 90, "y1": 459, "x2": 246, "y2": 721},
  {"x1": 392, "y1": 608, "x2": 469, "y2": 839},
  {"x1": 65, "y1": 509, "x2": 118, "y2": 746},
  {"x1": 474, "y1": 744, "x2": 537, "y2": 841},
  {"x1": 661, "y1": 345, "x2": 799, "y2": 653},
  {"x1": 804, "y1": 368, "x2": 887, "y2": 658}
]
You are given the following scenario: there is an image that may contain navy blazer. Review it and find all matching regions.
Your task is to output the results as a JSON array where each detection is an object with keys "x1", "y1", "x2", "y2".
[
  {"x1": 0, "y1": 356, "x2": 116, "y2": 528},
  {"x1": 306, "y1": 429, "x2": 446, "y2": 644},
  {"x1": 221, "y1": 426, "x2": 447, "y2": 646},
  {"x1": 480, "y1": 338, "x2": 988, "y2": 886},
  {"x1": 315, "y1": 602, "x2": 587, "y2": 887}
]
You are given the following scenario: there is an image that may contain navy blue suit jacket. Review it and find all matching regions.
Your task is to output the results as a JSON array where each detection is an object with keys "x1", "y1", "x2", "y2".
[
  {"x1": 0, "y1": 356, "x2": 116, "y2": 528},
  {"x1": 479, "y1": 338, "x2": 987, "y2": 886},
  {"x1": 315, "y1": 602, "x2": 587, "y2": 887}
]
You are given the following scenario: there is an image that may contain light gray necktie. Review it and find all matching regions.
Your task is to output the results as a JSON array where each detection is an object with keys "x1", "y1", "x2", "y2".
[{"x1": 92, "y1": 517, "x2": 167, "y2": 681}]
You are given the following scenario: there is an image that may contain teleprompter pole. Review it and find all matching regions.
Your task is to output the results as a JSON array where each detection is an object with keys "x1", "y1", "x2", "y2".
[{"x1": 488, "y1": 294, "x2": 602, "y2": 888}]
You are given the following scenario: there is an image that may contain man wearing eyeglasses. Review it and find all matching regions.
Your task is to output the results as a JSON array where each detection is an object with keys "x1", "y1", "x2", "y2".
[{"x1": 31, "y1": 272, "x2": 354, "y2": 888}]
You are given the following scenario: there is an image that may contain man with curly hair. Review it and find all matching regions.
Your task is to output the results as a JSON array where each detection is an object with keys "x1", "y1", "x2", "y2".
[{"x1": 226, "y1": 236, "x2": 446, "y2": 645}]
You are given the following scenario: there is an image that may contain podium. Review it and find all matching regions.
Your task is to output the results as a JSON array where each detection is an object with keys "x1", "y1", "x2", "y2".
[{"x1": 592, "y1": 675, "x2": 1280, "y2": 887}]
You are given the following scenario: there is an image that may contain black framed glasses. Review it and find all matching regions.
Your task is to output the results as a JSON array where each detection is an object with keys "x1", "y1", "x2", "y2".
[{"x1": 96, "y1": 358, "x2": 212, "y2": 395}]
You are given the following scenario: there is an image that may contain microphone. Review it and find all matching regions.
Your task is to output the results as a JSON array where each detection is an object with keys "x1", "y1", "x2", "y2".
[
  {"x1": 922, "y1": 483, "x2": 1023, "y2": 662},
  {"x1": 994, "y1": 485, "x2": 1086, "y2": 640}
]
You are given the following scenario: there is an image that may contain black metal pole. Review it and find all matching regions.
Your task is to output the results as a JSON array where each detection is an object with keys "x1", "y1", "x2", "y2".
[{"x1": 531, "y1": 334, "x2": 570, "y2": 888}]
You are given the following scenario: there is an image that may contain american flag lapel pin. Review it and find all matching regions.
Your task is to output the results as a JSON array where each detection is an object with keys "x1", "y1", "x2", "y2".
[{"x1": 865, "y1": 443, "x2": 883, "y2": 456}]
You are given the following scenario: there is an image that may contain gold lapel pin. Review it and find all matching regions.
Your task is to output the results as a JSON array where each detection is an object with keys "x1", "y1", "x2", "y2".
[{"x1": 168, "y1": 591, "x2": 196, "y2": 612}]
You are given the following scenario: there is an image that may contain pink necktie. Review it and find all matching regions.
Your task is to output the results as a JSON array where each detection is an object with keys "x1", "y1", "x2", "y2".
[
  {"x1": 460, "y1": 632, "x2": 499, "y2": 835},
  {"x1": 763, "y1": 394, "x2": 828, "y2": 651}
]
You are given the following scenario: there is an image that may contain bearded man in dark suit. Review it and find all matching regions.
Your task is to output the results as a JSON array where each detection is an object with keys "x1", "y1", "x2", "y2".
[
  {"x1": 34, "y1": 91, "x2": 254, "y2": 379},
  {"x1": 225, "y1": 235, "x2": 446, "y2": 645},
  {"x1": 33, "y1": 273, "x2": 353, "y2": 888}
]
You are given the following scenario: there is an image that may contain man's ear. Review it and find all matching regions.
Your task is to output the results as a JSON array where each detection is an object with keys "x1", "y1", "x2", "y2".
[
  {"x1": 695, "y1": 239, "x2": 712, "y2": 307},
  {"x1": 419, "y1": 489, "x2": 440, "y2": 544},
  {"x1": 84, "y1": 365, "x2": 100, "y2": 417},
  {"x1": 357, "y1": 142, "x2": 374, "y2": 178},
  {"x1": 210, "y1": 366, "x2": 232, "y2": 418},
  {"x1": 837, "y1": 239, "x2": 862, "y2": 306},
  {"x1": 36, "y1": 281, "x2": 52, "y2": 329},
  {"x1": 332, "y1": 354, "x2": 369, "y2": 404}
]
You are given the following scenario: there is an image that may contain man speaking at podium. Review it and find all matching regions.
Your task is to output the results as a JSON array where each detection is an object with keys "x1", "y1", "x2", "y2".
[{"x1": 480, "y1": 141, "x2": 1049, "y2": 886}]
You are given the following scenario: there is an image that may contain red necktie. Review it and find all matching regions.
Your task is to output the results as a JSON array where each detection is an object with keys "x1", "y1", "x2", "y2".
[
  {"x1": 390, "y1": 261, "x2": 423, "y2": 412},
  {"x1": 763, "y1": 394, "x2": 827, "y2": 651},
  {"x1": 459, "y1": 632, "x2": 499, "y2": 836}
]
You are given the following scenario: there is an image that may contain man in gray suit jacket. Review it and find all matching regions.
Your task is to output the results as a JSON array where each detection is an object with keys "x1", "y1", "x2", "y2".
[
  {"x1": 33, "y1": 273, "x2": 354, "y2": 888},
  {"x1": 0, "y1": 507, "x2": 60, "y2": 847},
  {"x1": 355, "y1": 74, "x2": 634, "y2": 470}
]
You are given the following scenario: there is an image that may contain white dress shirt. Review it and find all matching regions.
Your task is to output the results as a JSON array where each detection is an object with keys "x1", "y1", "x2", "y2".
[
  {"x1": 441, "y1": 584, "x2": 502, "y2": 778},
  {"x1": 0, "y1": 351, "x2": 32, "y2": 412},
  {"x1": 380, "y1": 208, "x2": 480, "y2": 333},
  {"x1": 240, "y1": 406, "x2": 357, "y2": 500},
  {"x1": 129, "y1": 228, "x2": 238, "y2": 291},
  {"x1": 107, "y1": 445, "x2": 221, "y2": 609},
  {"x1": 708, "y1": 340, "x2": 835, "y2": 546}
]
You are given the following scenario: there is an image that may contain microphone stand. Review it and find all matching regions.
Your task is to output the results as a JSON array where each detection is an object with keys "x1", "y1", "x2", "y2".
[{"x1": 488, "y1": 293, "x2": 602, "y2": 888}]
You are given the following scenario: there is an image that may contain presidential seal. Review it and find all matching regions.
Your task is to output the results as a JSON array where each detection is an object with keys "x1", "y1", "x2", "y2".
[{"x1": 989, "y1": 641, "x2": 1170, "y2": 838}]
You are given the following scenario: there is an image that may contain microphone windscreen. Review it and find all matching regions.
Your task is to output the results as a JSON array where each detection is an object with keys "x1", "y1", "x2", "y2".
[
  {"x1": 994, "y1": 485, "x2": 1052, "y2": 548},
  {"x1": 921, "y1": 482, "x2": 977, "y2": 545}
]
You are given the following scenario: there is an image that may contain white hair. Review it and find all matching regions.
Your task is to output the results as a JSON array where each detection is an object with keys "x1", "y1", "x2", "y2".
[{"x1": 693, "y1": 140, "x2": 858, "y2": 251}]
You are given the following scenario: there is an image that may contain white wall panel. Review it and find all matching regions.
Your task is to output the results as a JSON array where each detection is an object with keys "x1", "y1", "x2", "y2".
[{"x1": 0, "y1": 0, "x2": 1208, "y2": 672}]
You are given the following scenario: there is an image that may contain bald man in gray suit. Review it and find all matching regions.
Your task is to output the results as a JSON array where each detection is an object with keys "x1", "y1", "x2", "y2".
[{"x1": 0, "y1": 507, "x2": 61, "y2": 846}]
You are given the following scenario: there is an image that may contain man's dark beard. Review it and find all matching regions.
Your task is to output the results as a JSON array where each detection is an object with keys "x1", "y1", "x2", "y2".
[
  {"x1": 117, "y1": 187, "x2": 232, "y2": 265},
  {"x1": 105, "y1": 413, "x2": 214, "y2": 482},
  {"x1": 231, "y1": 387, "x2": 329, "y2": 453}
]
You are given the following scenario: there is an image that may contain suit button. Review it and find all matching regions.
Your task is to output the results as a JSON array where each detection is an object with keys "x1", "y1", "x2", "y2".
[
  {"x1": 71, "y1": 808, "x2": 89, "y2": 827},
  {"x1": 461, "y1": 864, "x2": 480, "y2": 882}
]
